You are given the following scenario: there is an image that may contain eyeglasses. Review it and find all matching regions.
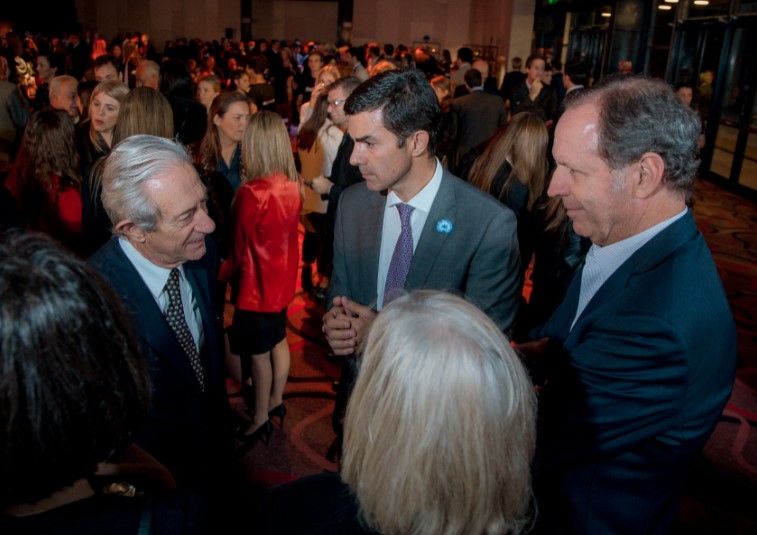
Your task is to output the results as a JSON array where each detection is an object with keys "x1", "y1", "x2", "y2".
[{"x1": 327, "y1": 98, "x2": 346, "y2": 107}]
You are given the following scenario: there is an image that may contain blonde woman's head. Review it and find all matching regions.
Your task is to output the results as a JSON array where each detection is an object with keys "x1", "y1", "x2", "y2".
[
  {"x1": 342, "y1": 290, "x2": 536, "y2": 535},
  {"x1": 242, "y1": 110, "x2": 297, "y2": 182}
]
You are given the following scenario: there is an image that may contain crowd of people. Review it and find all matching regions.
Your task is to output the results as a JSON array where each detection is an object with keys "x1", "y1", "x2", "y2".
[{"x1": 0, "y1": 28, "x2": 738, "y2": 535}]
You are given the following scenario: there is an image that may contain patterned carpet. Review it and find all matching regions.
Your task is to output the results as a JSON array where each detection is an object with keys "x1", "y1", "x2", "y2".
[{"x1": 230, "y1": 177, "x2": 757, "y2": 530}]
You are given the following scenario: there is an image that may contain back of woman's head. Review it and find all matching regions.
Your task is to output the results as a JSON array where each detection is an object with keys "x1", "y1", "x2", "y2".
[
  {"x1": 469, "y1": 112, "x2": 549, "y2": 210},
  {"x1": 14, "y1": 109, "x2": 80, "y2": 190},
  {"x1": 242, "y1": 110, "x2": 297, "y2": 181},
  {"x1": 159, "y1": 59, "x2": 194, "y2": 99},
  {"x1": 342, "y1": 290, "x2": 536, "y2": 535},
  {"x1": 0, "y1": 232, "x2": 149, "y2": 507},
  {"x1": 112, "y1": 87, "x2": 174, "y2": 144},
  {"x1": 199, "y1": 91, "x2": 250, "y2": 171}
]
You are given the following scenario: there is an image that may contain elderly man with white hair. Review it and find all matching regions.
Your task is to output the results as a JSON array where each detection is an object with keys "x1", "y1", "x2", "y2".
[{"x1": 90, "y1": 135, "x2": 233, "y2": 493}]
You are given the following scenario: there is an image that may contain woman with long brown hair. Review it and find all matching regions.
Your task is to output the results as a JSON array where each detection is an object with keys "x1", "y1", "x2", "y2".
[
  {"x1": 468, "y1": 111, "x2": 549, "y2": 224},
  {"x1": 220, "y1": 111, "x2": 302, "y2": 448},
  {"x1": 197, "y1": 91, "x2": 251, "y2": 261},
  {"x1": 469, "y1": 111, "x2": 589, "y2": 339},
  {"x1": 296, "y1": 90, "x2": 343, "y2": 296},
  {"x1": 199, "y1": 91, "x2": 250, "y2": 192},
  {"x1": 112, "y1": 87, "x2": 174, "y2": 144},
  {"x1": 5, "y1": 110, "x2": 82, "y2": 253}
]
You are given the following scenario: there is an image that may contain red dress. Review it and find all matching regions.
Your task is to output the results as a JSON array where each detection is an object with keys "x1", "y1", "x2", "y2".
[
  {"x1": 5, "y1": 171, "x2": 82, "y2": 251},
  {"x1": 220, "y1": 173, "x2": 302, "y2": 312}
]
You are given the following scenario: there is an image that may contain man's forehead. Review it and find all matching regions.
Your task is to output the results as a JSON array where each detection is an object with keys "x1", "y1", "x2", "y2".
[
  {"x1": 555, "y1": 103, "x2": 600, "y2": 155},
  {"x1": 328, "y1": 87, "x2": 347, "y2": 100}
]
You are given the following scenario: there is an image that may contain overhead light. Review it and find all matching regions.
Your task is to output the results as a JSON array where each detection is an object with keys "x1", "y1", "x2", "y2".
[
  {"x1": 693, "y1": 0, "x2": 709, "y2": 5},
  {"x1": 658, "y1": 4, "x2": 672, "y2": 9},
  {"x1": 664, "y1": 0, "x2": 678, "y2": 3},
  {"x1": 601, "y1": 11, "x2": 612, "y2": 17}
]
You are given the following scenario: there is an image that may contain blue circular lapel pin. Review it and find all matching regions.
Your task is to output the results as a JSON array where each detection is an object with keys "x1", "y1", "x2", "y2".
[{"x1": 436, "y1": 218, "x2": 453, "y2": 234}]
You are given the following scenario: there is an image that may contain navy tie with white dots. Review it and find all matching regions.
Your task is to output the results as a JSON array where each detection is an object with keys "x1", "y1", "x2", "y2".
[{"x1": 164, "y1": 268, "x2": 206, "y2": 392}]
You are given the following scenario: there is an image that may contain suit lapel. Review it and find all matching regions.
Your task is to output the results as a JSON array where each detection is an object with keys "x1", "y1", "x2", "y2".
[
  {"x1": 406, "y1": 171, "x2": 455, "y2": 289},
  {"x1": 361, "y1": 191, "x2": 386, "y2": 307},
  {"x1": 107, "y1": 239, "x2": 204, "y2": 388}
]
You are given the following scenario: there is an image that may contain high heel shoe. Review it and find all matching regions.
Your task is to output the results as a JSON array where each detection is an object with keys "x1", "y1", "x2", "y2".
[
  {"x1": 236, "y1": 420, "x2": 273, "y2": 449},
  {"x1": 268, "y1": 403, "x2": 287, "y2": 427}
]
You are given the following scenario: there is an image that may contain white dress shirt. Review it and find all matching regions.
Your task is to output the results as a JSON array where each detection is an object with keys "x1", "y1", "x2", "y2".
[
  {"x1": 571, "y1": 208, "x2": 688, "y2": 329},
  {"x1": 376, "y1": 159, "x2": 443, "y2": 310},
  {"x1": 119, "y1": 237, "x2": 203, "y2": 347}
]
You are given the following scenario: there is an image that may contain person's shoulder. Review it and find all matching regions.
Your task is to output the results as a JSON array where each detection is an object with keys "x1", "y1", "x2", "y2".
[
  {"x1": 340, "y1": 180, "x2": 373, "y2": 202},
  {"x1": 88, "y1": 236, "x2": 121, "y2": 270},
  {"x1": 444, "y1": 171, "x2": 509, "y2": 212}
]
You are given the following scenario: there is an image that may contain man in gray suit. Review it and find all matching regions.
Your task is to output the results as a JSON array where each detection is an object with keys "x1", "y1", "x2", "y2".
[
  {"x1": 323, "y1": 68, "x2": 520, "y2": 354},
  {"x1": 322, "y1": 69, "x2": 520, "y2": 459}
]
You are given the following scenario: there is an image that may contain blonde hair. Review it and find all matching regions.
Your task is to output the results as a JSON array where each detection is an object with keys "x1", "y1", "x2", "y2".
[
  {"x1": 342, "y1": 290, "x2": 536, "y2": 535},
  {"x1": 468, "y1": 111, "x2": 549, "y2": 211},
  {"x1": 430, "y1": 74, "x2": 450, "y2": 94},
  {"x1": 112, "y1": 87, "x2": 174, "y2": 145},
  {"x1": 241, "y1": 110, "x2": 297, "y2": 181},
  {"x1": 89, "y1": 80, "x2": 129, "y2": 151}
]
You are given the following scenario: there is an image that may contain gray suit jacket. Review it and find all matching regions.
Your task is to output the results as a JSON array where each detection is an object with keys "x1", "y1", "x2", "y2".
[{"x1": 329, "y1": 168, "x2": 520, "y2": 332}]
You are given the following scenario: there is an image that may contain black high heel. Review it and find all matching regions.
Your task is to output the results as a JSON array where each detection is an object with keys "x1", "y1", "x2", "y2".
[
  {"x1": 236, "y1": 420, "x2": 273, "y2": 449},
  {"x1": 268, "y1": 403, "x2": 287, "y2": 427}
]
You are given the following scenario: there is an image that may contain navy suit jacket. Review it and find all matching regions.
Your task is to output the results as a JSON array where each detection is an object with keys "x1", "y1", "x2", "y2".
[
  {"x1": 329, "y1": 168, "x2": 521, "y2": 332},
  {"x1": 90, "y1": 237, "x2": 231, "y2": 484},
  {"x1": 533, "y1": 211, "x2": 737, "y2": 534}
]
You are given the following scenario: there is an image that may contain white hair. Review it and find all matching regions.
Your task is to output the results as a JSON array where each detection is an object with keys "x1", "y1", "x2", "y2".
[
  {"x1": 342, "y1": 290, "x2": 536, "y2": 535},
  {"x1": 101, "y1": 135, "x2": 193, "y2": 230}
]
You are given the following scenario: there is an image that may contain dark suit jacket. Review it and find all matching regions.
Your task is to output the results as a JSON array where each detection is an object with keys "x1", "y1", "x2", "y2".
[
  {"x1": 532, "y1": 211, "x2": 737, "y2": 534},
  {"x1": 329, "y1": 168, "x2": 521, "y2": 332},
  {"x1": 451, "y1": 89, "x2": 506, "y2": 154},
  {"x1": 326, "y1": 133, "x2": 363, "y2": 225},
  {"x1": 90, "y1": 237, "x2": 232, "y2": 485},
  {"x1": 511, "y1": 81, "x2": 558, "y2": 122}
]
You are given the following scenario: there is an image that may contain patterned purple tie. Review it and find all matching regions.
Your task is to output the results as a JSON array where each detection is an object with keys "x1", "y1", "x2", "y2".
[
  {"x1": 384, "y1": 203, "x2": 414, "y2": 305},
  {"x1": 164, "y1": 268, "x2": 206, "y2": 392}
]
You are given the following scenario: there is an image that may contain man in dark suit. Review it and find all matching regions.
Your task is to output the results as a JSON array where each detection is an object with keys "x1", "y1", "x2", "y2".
[
  {"x1": 451, "y1": 67, "x2": 506, "y2": 161},
  {"x1": 511, "y1": 53, "x2": 557, "y2": 123},
  {"x1": 90, "y1": 135, "x2": 233, "y2": 488},
  {"x1": 499, "y1": 56, "x2": 525, "y2": 105},
  {"x1": 526, "y1": 76, "x2": 737, "y2": 533}
]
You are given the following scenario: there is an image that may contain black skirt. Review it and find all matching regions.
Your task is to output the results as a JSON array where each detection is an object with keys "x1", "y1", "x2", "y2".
[{"x1": 229, "y1": 308, "x2": 287, "y2": 355}]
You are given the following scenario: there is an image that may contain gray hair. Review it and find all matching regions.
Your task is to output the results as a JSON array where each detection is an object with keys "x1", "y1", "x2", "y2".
[
  {"x1": 567, "y1": 75, "x2": 701, "y2": 193},
  {"x1": 49, "y1": 75, "x2": 77, "y2": 99},
  {"x1": 342, "y1": 290, "x2": 536, "y2": 534},
  {"x1": 101, "y1": 135, "x2": 192, "y2": 231}
]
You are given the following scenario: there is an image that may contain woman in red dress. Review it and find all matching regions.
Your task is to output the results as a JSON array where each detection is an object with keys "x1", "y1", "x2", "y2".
[
  {"x1": 5, "y1": 109, "x2": 82, "y2": 254},
  {"x1": 220, "y1": 111, "x2": 302, "y2": 447}
]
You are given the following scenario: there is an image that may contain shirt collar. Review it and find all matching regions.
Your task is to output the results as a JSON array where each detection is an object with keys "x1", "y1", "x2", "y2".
[
  {"x1": 586, "y1": 208, "x2": 688, "y2": 272},
  {"x1": 119, "y1": 236, "x2": 185, "y2": 301},
  {"x1": 386, "y1": 158, "x2": 443, "y2": 214}
]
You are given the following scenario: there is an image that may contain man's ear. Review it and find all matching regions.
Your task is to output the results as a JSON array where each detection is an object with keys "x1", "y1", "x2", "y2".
[
  {"x1": 114, "y1": 220, "x2": 147, "y2": 243},
  {"x1": 634, "y1": 152, "x2": 665, "y2": 199},
  {"x1": 409, "y1": 130, "x2": 430, "y2": 157}
]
